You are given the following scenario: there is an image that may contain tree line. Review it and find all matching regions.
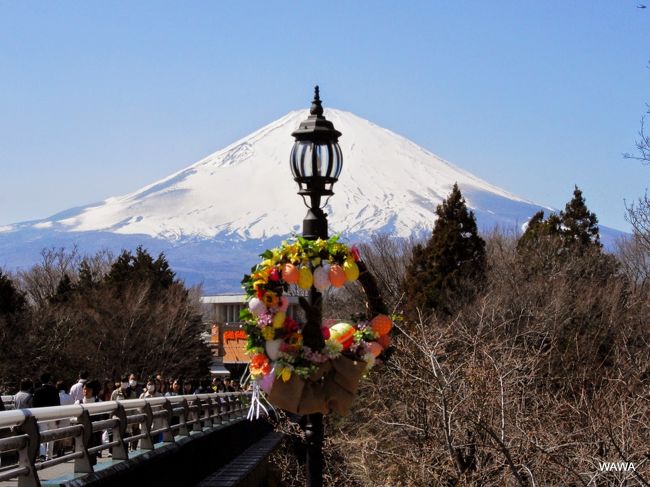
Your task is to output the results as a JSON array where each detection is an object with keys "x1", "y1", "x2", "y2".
[
  {"x1": 273, "y1": 184, "x2": 650, "y2": 486},
  {"x1": 0, "y1": 246, "x2": 211, "y2": 390}
]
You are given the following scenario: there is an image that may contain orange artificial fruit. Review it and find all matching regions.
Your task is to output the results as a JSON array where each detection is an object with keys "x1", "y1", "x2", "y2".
[
  {"x1": 328, "y1": 264, "x2": 346, "y2": 288},
  {"x1": 371, "y1": 314, "x2": 393, "y2": 336}
]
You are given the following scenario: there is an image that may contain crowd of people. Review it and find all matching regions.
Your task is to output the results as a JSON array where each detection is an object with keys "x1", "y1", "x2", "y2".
[
  {"x1": 4, "y1": 371, "x2": 243, "y2": 407},
  {"x1": 0, "y1": 370, "x2": 243, "y2": 463}
]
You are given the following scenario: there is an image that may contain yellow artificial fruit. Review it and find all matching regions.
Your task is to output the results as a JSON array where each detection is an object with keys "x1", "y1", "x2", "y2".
[
  {"x1": 298, "y1": 266, "x2": 314, "y2": 289},
  {"x1": 240, "y1": 235, "x2": 394, "y2": 418},
  {"x1": 343, "y1": 260, "x2": 359, "y2": 281},
  {"x1": 272, "y1": 311, "x2": 286, "y2": 329}
]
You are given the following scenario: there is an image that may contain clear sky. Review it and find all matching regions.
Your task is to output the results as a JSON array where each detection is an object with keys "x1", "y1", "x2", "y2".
[{"x1": 1, "y1": 1, "x2": 648, "y2": 232}]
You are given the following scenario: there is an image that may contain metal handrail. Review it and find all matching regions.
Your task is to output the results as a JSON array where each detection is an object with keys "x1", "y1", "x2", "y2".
[{"x1": 0, "y1": 391, "x2": 252, "y2": 487}]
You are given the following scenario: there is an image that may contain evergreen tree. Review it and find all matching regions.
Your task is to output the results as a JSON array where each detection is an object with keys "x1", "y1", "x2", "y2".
[
  {"x1": 49, "y1": 274, "x2": 74, "y2": 304},
  {"x1": 0, "y1": 271, "x2": 25, "y2": 315},
  {"x1": 106, "y1": 246, "x2": 175, "y2": 295},
  {"x1": 518, "y1": 186, "x2": 601, "y2": 258},
  {"x1": 403, "y1": 184, "x2": 486, "y2": 317},
  {"x1": 517, "y1": 210, "x2": 562, "y2": 254},
  {"x1": 77, "y1": 260, "x2": 99, "y2": 291},
  {"x1": 561, "y1": 185, "x2": 601, "y2": 249},
  {"x1": 0, "y1": 270, "x2": 28, "y2": 383}
]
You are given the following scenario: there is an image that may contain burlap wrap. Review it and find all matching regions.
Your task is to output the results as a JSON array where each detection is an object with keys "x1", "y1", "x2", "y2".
[
  {"x1": 324, "y1": 378, "x2": 356, "y2": 416},
  {"x1": 297, "y1": 380, "x2": 329, "y2": 415},
  {"x1": 267, "y1": 374, "x2": 304, "y2": 413},
  {"x1": 266, "y1": 357, "x2": 367, "y2": 416},
  {"x1": 331, "y1": 356, "x2": 367, "y2": 394},
  {"x1": 308, "y1": 361, "x2": 332, "y2": 382}
]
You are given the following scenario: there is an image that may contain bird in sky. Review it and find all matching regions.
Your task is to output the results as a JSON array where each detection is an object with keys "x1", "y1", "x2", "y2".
[{"x1": 637, "y1": 4, "x2": 647, "y2": 8}]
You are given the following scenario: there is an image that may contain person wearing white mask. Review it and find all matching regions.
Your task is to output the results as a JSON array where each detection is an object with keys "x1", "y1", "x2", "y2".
[
  {"x1": 111, "y1": 376, "x2": 136, "y2": 401},
  {"x1": 139, "y1": 378, "x2": 164, "y2": 444},
  {"x1": 139, "y1": 378, "x2": 162, "y2": 399},
  {"x1": 128, "y1": 373, "x2": 142, "y2": 397},
  {"x1": 127, "y1": 373, "x2": 142, "y2": 452},
  {"x1": 74, "y1": 380, "x2": 102, "y2": 465}
]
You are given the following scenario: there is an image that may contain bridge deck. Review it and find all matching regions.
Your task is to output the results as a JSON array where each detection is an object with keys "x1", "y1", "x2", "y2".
[
  {"x1": 1, "y1": 445, "x2": 176, "y2": 487},
  {"x1": 2, "y1": 455, "x2": 111, "y2": 487},
  {"x1": 196, "y1": 431, "x2": 283, "y2": 487}
]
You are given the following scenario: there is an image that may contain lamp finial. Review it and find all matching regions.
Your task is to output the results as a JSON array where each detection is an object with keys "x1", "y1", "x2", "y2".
[{"x1": 310, "y1": 85, "x2": 323, "y2": 116}]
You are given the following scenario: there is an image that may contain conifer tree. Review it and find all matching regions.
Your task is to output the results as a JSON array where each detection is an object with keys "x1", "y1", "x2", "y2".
[
  {"x1": 403, "y1": 184, "x2": 486, "y2": 317},
  {"x1": 0, "y1": 271, "x2": 25, "y2": 315},
  {"x1": 0, "y1": 270, "x2": 27, "y2": 383},
  {"x1": 561, "y1": 185, "x2": 601, "y2": 249},
  {"x1": 106, "y1": 246, "x2": 175, "y2": 295},
  {"x1": 517, "y1": 210, "x2": 562, "y2": 254},
  {"x1": 49, "y1": 273, "x2": 74, "y2": 304},
  {"x1": 518, "y1": 186, "x2": 601, "y2": 258},
  {"x1": 77, "y1": 260, "x2": 98, "y2": 292}
]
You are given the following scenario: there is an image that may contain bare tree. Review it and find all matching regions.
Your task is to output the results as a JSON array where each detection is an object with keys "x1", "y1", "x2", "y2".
[
  {"x1": 2, "y1": 247, "x2": 211, "y2": 384},
  {"x1": 18, "y1": 246, "x2": 80, "y2": 307},
  {"x1": 616, "y1": 234, "x2": 650, "y2": 291},
  {"x1": 271, "y1": 230, "x2": 650, "y2": 486},
  {"x1": 624, "y1": 103, "x2": 650, "y2": 164},
  {"x1": 626, "y1": 192, "x2": 650, "y2": 254},
  {"x1": 324, "y1": 233, "x2": 413, "y2": 320}
]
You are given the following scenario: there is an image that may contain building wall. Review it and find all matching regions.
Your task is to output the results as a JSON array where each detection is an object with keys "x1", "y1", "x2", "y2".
[{"x1": 201, "y1": 295, "x2": 303, "y2": 368}]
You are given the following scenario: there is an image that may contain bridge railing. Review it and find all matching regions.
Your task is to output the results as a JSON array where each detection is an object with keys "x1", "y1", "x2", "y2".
[{"x1": 0, "y1": 392, "x2": 251, "y2": 487}]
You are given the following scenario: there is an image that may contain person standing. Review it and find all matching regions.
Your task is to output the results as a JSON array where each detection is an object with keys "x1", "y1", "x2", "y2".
[
  {"x1": 14, "y1": 379, "x2": 33, "y2": 409},
  {"x1": 127, "y1": 373, "x2": 143, "y2": 451},
  {"x1": 139, "y1": 378, "x2": 163, "y2": 399},
  {"x1": 128, "y1": 373, "x2": 143, "y2": 397},
  {"x1": 33, "y1": 373, "x2": 60, "y2": 408},
  {"x1": 106, "y1": 377, "x2": 134, "y2": 452},
  {"x1": 111, "y1": 376, "x2": 136, "y2": 401},
  {"x1": 55, "y1": 381, "x2": 74, "y2": 457},
  {"x1": 99, "y1": 380, "x2": 114, "y2": 402},
  {"x1": 69, "y1": 371, "x2": 89, "y2": 403},
  {"x1": 183, "y1": 381, "x2": 194, "y2": 396},
  {"x1": 57, "y1": 381, "x2": 74, "y2": 406},
  {"x1": 75, "y1": 380, "x2": 102, "y2": 465},
  {"x1": 33, "y1": 373, "x2": 61, "y2": 461},
  {"x1": 167, "y1": 379, "x2": 182, "y2": 397},
  {"x1": 140, "y1": 378, "x2": 164, "y2": 444}
]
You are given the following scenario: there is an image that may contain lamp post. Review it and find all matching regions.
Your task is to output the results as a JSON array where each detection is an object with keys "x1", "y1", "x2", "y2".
[
  {"x1": 290, "y1": 86, "x2": 343, "y2": 487},
  {"x1": 290, "y1": 85, "x2": 343, "y2": 241}
]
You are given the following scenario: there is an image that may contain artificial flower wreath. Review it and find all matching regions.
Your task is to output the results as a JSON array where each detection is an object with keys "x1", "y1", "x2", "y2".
[{"x1": 240, "y1": 235, "x2": 393, "y2": 416}]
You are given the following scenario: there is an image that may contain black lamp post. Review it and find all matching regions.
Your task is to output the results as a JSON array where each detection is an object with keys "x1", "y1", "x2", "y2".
[
  {"x1": 290, "y1": 86, "x2": 343, "y2": 487},
  {"x1": 291, "y1": 85, "x2": 343, "y2": 240}
]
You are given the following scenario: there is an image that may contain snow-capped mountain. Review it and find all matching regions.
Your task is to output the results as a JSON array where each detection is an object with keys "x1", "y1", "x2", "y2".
[{"x1": 0, "y1": 109, "x2": 618, "y2": 292}]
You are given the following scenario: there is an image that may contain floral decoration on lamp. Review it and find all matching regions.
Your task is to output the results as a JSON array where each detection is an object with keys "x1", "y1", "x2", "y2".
[{"x1": 240, "y1": 235, "x2": 393, "y2": 416}]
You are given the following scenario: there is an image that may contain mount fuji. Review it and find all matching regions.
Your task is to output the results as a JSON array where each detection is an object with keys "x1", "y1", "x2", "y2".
[{"x1": 0, "y1": 109, "x2": 619, "y2": 292}]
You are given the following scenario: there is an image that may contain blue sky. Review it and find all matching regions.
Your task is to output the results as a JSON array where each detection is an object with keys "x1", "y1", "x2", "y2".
[{"x1": 1, "y1": 1, "x2": 648, "y2": 232}]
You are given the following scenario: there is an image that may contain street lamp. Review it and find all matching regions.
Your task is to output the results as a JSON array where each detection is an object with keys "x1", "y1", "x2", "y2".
[
  {"x1": 290, "y1": 86, "x2": 343, "y2": 487},
  {"x1": 291, "y1": 85, "x2": 343, "y2": 240}
]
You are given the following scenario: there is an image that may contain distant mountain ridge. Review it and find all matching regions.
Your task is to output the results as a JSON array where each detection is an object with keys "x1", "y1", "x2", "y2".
[{"x1": 0, "y1": 109, "x2": 623, "y2": 292}]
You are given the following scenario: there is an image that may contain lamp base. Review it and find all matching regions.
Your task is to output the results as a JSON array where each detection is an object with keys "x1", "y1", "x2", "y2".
[{"x1": 303, "y1": 208, "x2": 328, "y2": 240}]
